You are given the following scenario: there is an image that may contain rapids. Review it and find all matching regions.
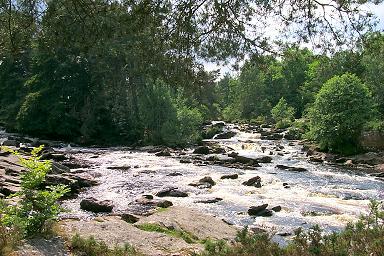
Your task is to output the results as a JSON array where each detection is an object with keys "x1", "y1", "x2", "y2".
[{"x1": 59, "y1": 123, "x2": 384, "y2": 239}]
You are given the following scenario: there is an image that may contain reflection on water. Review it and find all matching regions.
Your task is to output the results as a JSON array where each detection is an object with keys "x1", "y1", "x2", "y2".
[{"x1": 60, "y1": 125, "x2": 384, "y2": 236}]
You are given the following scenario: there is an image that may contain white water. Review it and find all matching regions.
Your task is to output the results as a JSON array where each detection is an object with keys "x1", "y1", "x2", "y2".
[{"x1": 60, "y1": 125, "x2": 384, "y2": 238}]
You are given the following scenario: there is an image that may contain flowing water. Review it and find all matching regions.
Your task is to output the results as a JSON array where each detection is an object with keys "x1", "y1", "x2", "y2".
[{"x1": 58, "y1": 124, "x2": 384, "y2": 239}]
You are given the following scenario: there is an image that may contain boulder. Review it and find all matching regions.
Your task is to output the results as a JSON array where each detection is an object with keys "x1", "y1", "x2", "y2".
[
  {"x1": 156, "y1": 200, "x2": 173, "y2": 208},
  {"x1": 51, "y1": 162, "x2": 71, "y2": 174},
  {"x1": 193, "y1": 146, "x2": 210, "y2": 155},
  {"x1": 221, "y1": 174, "x2": 238, "y2": 179},
  {"x1": 242, "y1": 176, "x2": 262, "y2": 187},
  {"x1": 215, "y1": 131, "x2": 236, "y2": 139},
  {"x1": 254, "y1": 156, "x2": 272, "y2": 163},
  {"x1": 155, "y1": 150, "x2": 171, "y2": 157},
  {"x1": 248, "y1": 204, "x2": 269, "y2": 216},
  {"x1": 189, "y1": 176, "x2": 216, "y2": 189},
  {"x1": 121, "y1": 213, "x2": 140, "y2": 223},
  {"x1": 1, "y1": 140, "x2": 19, "y2": 147},
  {"x1": 40, "y1": 152, "x2": 67, "y2": 161},
  {"x1": 80, "y1": 198, "x2": 114, "y2": 213},
  {"x1": 199, "y1": 176, "x2": 215, "y2": 186},
  {"x1": 276, "y1": 165, "x2": 308, "y2": 172},
  {"x1": 271, "y1": 206, "x2": 282, "y2": 212},
  {"x1": 156, "y1": 188, "x2": 188, "y2": 197},
  {"x1": 195, "y1": 197, "x2": 223, "y2": 204}
]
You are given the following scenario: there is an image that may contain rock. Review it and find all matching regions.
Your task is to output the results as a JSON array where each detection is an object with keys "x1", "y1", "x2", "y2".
[
  {"x1": 215, "y1": 131, "x2": 236, "y2": 139},
  {"x1": 271, "y1": 206, "x2": 282, "y2": 212},
  {"x1": 195, "y1": 197, "x2": 223, "y2": 204},
  {"x1": 156, "y1": 200, "x2": 173, "y2": 208},
  {"x1": 156, "y1": 188, "x2": 188, "y2": 197},
  {"x1": 193, "y1": 146, "x2": 210, "y2": 155},
  {"x1": 211, "y1": 147, "x2": 226, "y2": 154},
  {"x1": 309, "y1": 155, "x2": 324, "y2": 163},
  {"x1": 242, "y1": 176, "x2": 261, "y2": 187},
  {"x1": 180, "y1": 159, "x2": 192, "y2": 163},
  {"x1": 107, "y1": 166, "x2": 131, "y2": 171},
  {"x1": 254, "y1": 156, "x2": 272, "y2": 163},
  {"x1": 1, "y1": 140, "x2": 19, "y2": 147},
  {"x1": 276, "y1": 165, "x2": 308, "y2": 172},
  {"x1": 199, "y1": 176, "x2": 215, "y2": 186},
  {"x1": 80, "y1": 197, "x2": 114, "y2": 213},
  {"x1": 221, "y1": 174, "x2": 238, "y2": 179},
  {"x1": 166, "y1": 172, "x2": 183, "y2": 176},
  {"x1": 51, "y1": 162, "x2": 70, "y2": 174},
  {"x1": 142, "y1": 194, "x2": 154, "y2": 199},
  {"x1": 155, "y1": 150, "x2": 171, "y2": 157},
  {"x1": 189, "y1": 176, "x2": 216, "y2": 189},
  {"x1": 228, "y1": 152, "x2": 238, "y2": 158},
  {"x1": 248, "y1": 204, "x2": 269, "y2": 216},
  {"x1": 0, "y1": 151, "x2": 11, "y2": 157},
  {"x1": 0, "y1": 182, "x2": 21, "y2": 196},
  {"x1": 120, "y1": 213, "x2": 140, "y2": 223},
  {"x1": 40, "y1": 152, "x2": 67, "y2": 161}
]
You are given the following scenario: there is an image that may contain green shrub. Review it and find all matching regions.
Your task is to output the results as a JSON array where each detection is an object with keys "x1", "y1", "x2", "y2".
[
  {"x1": 271, "y1": 97, "x2": 295, "y2": 128},
  {"x1": 71, "y1": 234, "x2": 139, "y2": 256},
  {"x1": 308, "y1": 73, "x2": 374, "y2": 154},
  {"x1": 0, "y1": 146, "x2": 70, "y2": 237}
]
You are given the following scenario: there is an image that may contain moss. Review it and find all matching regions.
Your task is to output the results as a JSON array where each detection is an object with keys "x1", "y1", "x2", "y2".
[{"x1": 136, "y1": 223, "x2": 199, "y2": 244}]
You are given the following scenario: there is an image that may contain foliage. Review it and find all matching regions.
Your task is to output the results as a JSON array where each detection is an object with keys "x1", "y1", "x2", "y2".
[
  {"x1": 307, "y1": 73, "x2": 374, "y2": 154},
  {"x1": 70, "y1": 234, "x2": 139, "y2": 256},
  {"x1": 0, "y1": 146, "x2": 70, "y2": 237},
  {"x1": 136, "y1": 223, "x2": 199, "y2": 244},
  {"x1": 271, "y1": 97, "x2": 295, "y2": 128},
  {"x1": 198, "y1": 200, "x2": 384, "y2": 256}
]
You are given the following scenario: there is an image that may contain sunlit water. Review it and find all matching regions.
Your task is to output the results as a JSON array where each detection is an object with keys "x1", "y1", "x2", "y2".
[{"x1": 57, "y1": 124, "x2": 384, "y2": 239}]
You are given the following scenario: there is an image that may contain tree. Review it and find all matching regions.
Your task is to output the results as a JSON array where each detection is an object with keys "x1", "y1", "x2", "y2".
[
  {"x1": 271, "y1": 97, "x2": 295, "y2": 128},
  {"x1": 308, "y1": 73, "x2": 373, "y2": 154}
]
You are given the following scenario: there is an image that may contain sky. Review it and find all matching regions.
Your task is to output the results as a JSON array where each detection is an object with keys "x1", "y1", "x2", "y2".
[{"x1": 205, "y1": 3, "x2": 384, "y2": 77}]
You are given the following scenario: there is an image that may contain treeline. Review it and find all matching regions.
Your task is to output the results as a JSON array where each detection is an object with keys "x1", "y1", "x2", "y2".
[
  {"x1": 0, "y1": 1, "x2": 383, "y2": 150},
  {"x1": 215, "y1": 34, "x2": 384, "y2": 154}
]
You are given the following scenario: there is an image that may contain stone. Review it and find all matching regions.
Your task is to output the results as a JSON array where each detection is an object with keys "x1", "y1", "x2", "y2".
[
  {"x1": 166, "y1": 172, "x2": 183, "y2": 176},
  {"x1": 193, "y1": 146, "x2": 210, "y2": 155},
  {"x1": 1, "y1": 140, "x2": 19, "y2": 147},
  {"x1": 254, "y1": 156, "x2": 272, "y2": 163},
  {"x1": 120, "y1": 213, "x2": 140, "y2": 223},
  {"x1": 156, "y1": 200, "x2": 173, "y2": 208},
  {"x1": 242, "y1": 176, "x2": 262, "y2": 187},
  {"x1": 156, "y1": 188, "x2": 188, "y2": 197},
  {"x1": 155, "y1": 150, "x2": 171, "y2": 157},
  {"x1": 221, "y1": 174, "x2": 238, "y2": 179},
  {"x1": 195, "y1": 197, "x2": 223, "y2": 204},
  {"x1": 271, "y1": 206, "x2": 282, "y2": 212},
  {"x1": 199, "y1": 176, "x2": 215, "y2": 186},
  {"x1": 80, "y1": 198, "x2": 114, "y2": 213},
  {"x1": 276, "y1": 165, "x2": 308, "y2": 172},
  {"x1": 51, "y1": 162, "x2": 71, "y2": 174},
  {"x1": 107, "y1": 166, "x2": 131, "y2": 171},
  {"x1": 248, "y1": 204, "x2": 268, "y2": 216},
  {"x1": 180, "y1": 159, "x2": 192, "y2": 163},
  {"x1": 215, "y1": 131, "x2": 236, "y2": 139},
  {"x1": 40, "y1": 152, "x2": 67, "y2": 161}
]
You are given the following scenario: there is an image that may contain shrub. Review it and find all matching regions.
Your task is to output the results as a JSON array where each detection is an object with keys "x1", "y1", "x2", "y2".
[
  {"x1": 70, "y1": 234, "x2": 139, "y2": 256},
  {"x1": 271, "y1": 97, "x2": 295, "y2": 128},
  {"x1": 307, "y1": 73, "x2": 374, "y2": 154},
  {"x1": 0, "y1": 146, "x2": 70, "y2": 238}
]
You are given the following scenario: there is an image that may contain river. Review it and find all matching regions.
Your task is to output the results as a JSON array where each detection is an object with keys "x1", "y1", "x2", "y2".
[{"x1": 57, "y1": 123, "x2": 383, "y2": 240}]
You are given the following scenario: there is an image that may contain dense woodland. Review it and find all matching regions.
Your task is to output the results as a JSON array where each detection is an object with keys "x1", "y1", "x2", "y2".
[{"x1": 0, "y1": 0, "x2": 383, "y2": 154}]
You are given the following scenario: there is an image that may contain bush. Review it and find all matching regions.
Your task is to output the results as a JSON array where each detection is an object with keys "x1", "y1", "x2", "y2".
[
  {"x1": 0, "y1": 146, "x2": 70, "y2": 238},
  {"x1": 271, "y1": 97, "x2": 295, "y2": 128},
  {"x1": 308, "y1": 73, "x2": 374, "y2": 154},
  {"x1": 70, "y1": 234, "x2": 139, "y2": 256}
]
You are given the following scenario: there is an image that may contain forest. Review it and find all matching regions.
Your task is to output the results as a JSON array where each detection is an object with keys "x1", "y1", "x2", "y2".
[{"x1": 0, "y1": 0, "x2": 383, "y2": 154}]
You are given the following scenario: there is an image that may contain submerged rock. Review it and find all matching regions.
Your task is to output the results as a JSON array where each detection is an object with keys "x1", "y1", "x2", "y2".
[
  {"x1": 242, "y1": 176, "x2": 262, "y2": 187},
  {"x1": 215, "y1": 131, "x2": 236, "y2": 139},
  {"x1": 155, "y1": 150, "x2": 171, "y2": 157},
  {"x1": 80, "y1": 198, "x2": 114, "y2": 213},
  {"x1": 156, "y1": 188, "x2": 188, "y2": 197},
  {"x1": 221, "y1": 174, "x2": 239, "y2": 179},
  {"x1": 189, "y1": 176, "x2": 216, "y2": 189},
  {"x1": 248, "y1": 204, "x2": 273, "y2": 217},
  {"x1": 193, "y1": 146, "x2": 210, "y2": 155},
  {"x1": 276, "y1": 165, "x2": 308, "y2": 172},
  {"x1": 195, "y1": 197, "x2": 223, "y2": 204}
]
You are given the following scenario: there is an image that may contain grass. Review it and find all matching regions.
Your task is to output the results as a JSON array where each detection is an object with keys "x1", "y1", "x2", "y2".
[
  {"x1": 136, "y1": 223, "x2": 200, "y2": 244},
  {"x1": 70, "y1": 234, "x2": 140, "y2": 256}
]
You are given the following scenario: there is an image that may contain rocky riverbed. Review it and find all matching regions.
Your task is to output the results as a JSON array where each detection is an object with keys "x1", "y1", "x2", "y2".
[{"x1": 1, "y1": 123, "x2": 384, "y2": 255}]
